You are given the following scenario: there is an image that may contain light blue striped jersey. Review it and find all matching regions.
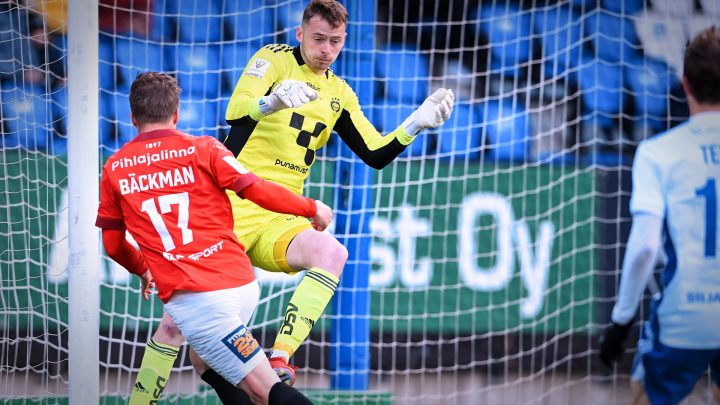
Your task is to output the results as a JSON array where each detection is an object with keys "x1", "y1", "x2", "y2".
[{"x1": 631, "y1": 112, "x2": 720, "y2": 349}]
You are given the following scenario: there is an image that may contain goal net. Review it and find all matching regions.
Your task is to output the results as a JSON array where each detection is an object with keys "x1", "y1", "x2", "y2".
[{"x1": 2, "y1": 0, "x2": 716, "y2": 403}]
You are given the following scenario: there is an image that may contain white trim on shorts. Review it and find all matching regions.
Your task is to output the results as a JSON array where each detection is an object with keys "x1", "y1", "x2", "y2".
[{"x1": 165, "y1": 282, "x2": 263, "y2": 385}]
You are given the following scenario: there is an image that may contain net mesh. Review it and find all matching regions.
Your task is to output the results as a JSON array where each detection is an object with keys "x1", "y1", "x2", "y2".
[{"x1": 1, "y1": 0, "x2": 717, "y2": 403}]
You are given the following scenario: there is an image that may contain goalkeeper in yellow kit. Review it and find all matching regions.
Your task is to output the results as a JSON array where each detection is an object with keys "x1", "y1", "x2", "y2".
[{"x1": 129, "y1": 1, "x2": 454, "y2": 403}]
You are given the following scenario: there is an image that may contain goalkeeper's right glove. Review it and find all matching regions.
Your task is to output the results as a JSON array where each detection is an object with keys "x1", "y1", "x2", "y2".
[
  {"x1": 401, "y1": 88, "x2": 455, "y2": 136},
  {"x1": 258, "y1": 79, "x2": 317, "y2": 115}
]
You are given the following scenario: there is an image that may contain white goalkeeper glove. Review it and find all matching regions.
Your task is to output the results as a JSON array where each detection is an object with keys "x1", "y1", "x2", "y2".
[
  {"x1": 258, "y1": 79, "x2": 318, "y2": 115},
  {"x1": 402, "y1": 88, "x2": 455, "y2": 136}
]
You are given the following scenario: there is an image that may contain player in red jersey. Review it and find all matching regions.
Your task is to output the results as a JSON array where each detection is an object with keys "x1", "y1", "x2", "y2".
[{"x1": 96, "y1": 72, "x2": 330, "y2": 405}]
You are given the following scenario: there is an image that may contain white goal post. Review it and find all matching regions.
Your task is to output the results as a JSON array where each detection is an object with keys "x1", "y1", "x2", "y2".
[{"x1": 67, "y1": 0, "x2": 99, "y2": 403}]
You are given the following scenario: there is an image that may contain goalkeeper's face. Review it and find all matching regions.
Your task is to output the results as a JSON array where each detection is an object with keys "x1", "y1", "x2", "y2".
[{"x1": 297, "y1": 15, "x2": 346, "y2": 74}]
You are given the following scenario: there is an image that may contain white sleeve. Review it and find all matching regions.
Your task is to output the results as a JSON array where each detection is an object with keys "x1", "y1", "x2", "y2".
[
  {"x1": 610, "y1": 213, "x2": 663, "y2": 325},
  {"x1": 629, "y1": 142, "x2": 665, "y2": 217}
]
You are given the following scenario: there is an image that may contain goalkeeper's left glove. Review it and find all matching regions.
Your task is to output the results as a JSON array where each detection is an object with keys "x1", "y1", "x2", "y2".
[
  {"x1": 401, "y1": 88, "x2": 455, "y2": 136},
  {"x1": 598, "y1": 321, "x2": 633, "y2": 368}
]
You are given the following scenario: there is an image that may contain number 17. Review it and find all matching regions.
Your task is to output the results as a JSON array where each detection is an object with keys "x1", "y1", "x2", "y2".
[{"x1": 141, "y1": 192, "x2": 194, "y2": 251}]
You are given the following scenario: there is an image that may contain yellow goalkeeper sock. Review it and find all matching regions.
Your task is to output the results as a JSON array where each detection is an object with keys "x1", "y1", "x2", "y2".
[
  {"x1": 272, "y1": 267, "x2": 339, "y2": 359},
  {"x1": 129, "y1": 339, "x2": 179, "y2": 405}
]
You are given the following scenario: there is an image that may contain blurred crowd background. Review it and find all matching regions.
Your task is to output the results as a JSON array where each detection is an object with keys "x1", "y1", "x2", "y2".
[{"x1": 1, "y1": 0, "x2": 717, "y2": 161}]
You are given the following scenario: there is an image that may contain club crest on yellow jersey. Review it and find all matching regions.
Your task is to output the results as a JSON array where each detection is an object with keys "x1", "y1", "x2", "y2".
[{"x1": 330, "y1": 97, "x2": 340, "y2": 113}]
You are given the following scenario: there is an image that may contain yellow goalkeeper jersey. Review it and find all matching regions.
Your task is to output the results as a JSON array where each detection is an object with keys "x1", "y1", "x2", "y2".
[{"x1": 224, "y1": 44, "x2": 415, "y2": 196}]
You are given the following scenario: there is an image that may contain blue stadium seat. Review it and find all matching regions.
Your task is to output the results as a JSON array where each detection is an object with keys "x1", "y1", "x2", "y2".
[
  {"x1": 169, "y1": 44, "x2": 222, "y2": 98},
  {"x1": 0, "y1": 83, "x2": 53, "y2": 152},
  {"x1": 534, "y1": 5, "x2": 586, "y2": 79},
  {"x1": 436, "y1": 103, "x2": 484, "y2": 161},
  {"x1": 624, "y1": 57, "x2": 677, "y2": 131},
  {"x1": 114, "y1": 38, "x2": 170, "y2": 90},
  {"x1": 148, "y1": 0, "x2": 176, "y2": 42},
  {"x1": 602, "y1": 0, "x2": 645, "y2": 14},
  {"x1": 569, "y1": 0, "x2": 596, "y2": 9},
  {"x1": 98, "y1": 35, "x2": 116, "y2": 88},
  {"x1": 0, "y1": 4, "x2": 41, "y2": 83},
  {"x1": 178, "y1": 97, "x2": 220, "y2": 137},
  {"x1": 475, "y1": 3, "x2": 533, "y2": 77},
  {"x1": 223, "y1": 1, "x2": 276, "y2": 45},
  {"x1": 98, "y1": 91, "x2": 116, "y2": 153},
  {"x1": 49, "y1": 85, "x2": 68, "y2": 155},
  {"x1": 50, "y1": 85, "x2": 67, "y2": 133},
  {"x1": 172, "y1": 0, "x2": 223, "y2": 43},
  {"x1": 576, "y1": 56, "x2": 626, "y2": 129},
  {"x1": 46, "y1": 34, "x2": 67, "y2": 84},
  {"x1": 370, "y1": 99, "x2": 426, "y2": 158},
  {"x1": 375, "y1": 44, "x2": 430, "y2": 104},
  {"x1": 362, "y1": 103, "x2": 382, "y2": 129},
  {"x1": 274, "y1": 0, "x2": 306, "y2": 45},
  {"x1": 100, "y1": 90, "x2": 134, "y2": 152},
  {"x1": 585, "y1": 10, "x2": 641, "y2": 62},
  {"x1": 439, "y1": 59, "x2": 475, "y2": 103},
  {"x1": 317, "y1": 130, "x2": 340, "y2": 160},
  {"x1": 220, "y1": 42, "x2": 256, "y2": 90},
  {"x1": 482, "y1": 99, "x2": 531, "y2": 162},
  {"x1": 332, "y1": 56, "x2": 378, "y2": 110}
]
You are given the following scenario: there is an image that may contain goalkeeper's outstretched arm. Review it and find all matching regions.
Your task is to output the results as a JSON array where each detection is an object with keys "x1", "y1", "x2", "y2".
[{"x1": 333, "y1": 88, "x2": 455, "y2": 170}]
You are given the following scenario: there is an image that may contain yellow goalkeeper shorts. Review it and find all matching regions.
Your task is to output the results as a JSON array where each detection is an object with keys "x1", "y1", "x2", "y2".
[{"x1": 231, "y1": 195, "x2": 312, "y2": 274}]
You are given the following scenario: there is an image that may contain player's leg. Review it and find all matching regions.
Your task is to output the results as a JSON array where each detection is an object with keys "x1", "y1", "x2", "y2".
[
  {"x1": 629, "y1": 380, "x2": 650, "y2": 405},
  {"x1": 188, "y1": 283, "x2": 262, "y2": 405},
  {"x1": 190, "y1": 349, "x2": 253, "y2": 405},
  {"x1": 239, "y1": 359, "x2": 313, "y2": 405},
  {"x1": 272, "y1": 228, "x2": 346, "y2": 384},
  {"x1": 642, "y1": 342, "x2": 713, "y2": 404},
  {"x1": 629, "y1": 344, "x2": 650, "y2": 405},
  {"x1": 191, "y1": 342, "x2": 311, "y2": 405},
  {"x1": 164, "y1": 283, "x2": 312, "y2": 405},
  {"x1": 710, "y1": 349, "x2": 720, "y2": 404},
  {"x1": 129, "y1": 311, "x2": 183, "y2": 405},
  {"x1": 250, "y1": 223, "x2": 346, "y2": 385},
  {"x1": 189, "y1": 204, "x2": 268, "y2": 402},
  {"x1": 234, "y1": 206, "x2": 347, "y2": 385}
]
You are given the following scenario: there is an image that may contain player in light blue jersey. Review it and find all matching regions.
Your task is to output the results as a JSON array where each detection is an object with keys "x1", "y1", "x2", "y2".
[{"x1": 599, "y1": 26, "x2": 720, "y2": 405}]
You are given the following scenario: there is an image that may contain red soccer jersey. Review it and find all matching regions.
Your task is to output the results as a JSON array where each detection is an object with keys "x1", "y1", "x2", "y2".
[{"x1": 96, "y1": 129, "x2": 260, "y2": 302}]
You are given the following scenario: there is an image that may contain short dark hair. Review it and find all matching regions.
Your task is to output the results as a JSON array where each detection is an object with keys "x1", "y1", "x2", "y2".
[
  {"x1": 302, "y1": 0, "x2": 348, "y2": 28},
  {"x1": 129, "y1": 72, "x2": 181, "y2": 124},
  {"x1": 684, "y1": 26, "x2": 720, "y2": 104}
]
